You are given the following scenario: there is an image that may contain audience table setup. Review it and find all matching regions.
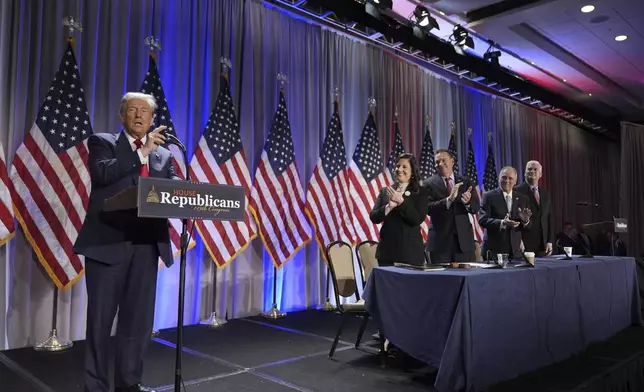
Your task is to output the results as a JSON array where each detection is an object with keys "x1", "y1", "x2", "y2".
[{"x1": 363, "y1": 256, "x2": 643, "y2": 392}]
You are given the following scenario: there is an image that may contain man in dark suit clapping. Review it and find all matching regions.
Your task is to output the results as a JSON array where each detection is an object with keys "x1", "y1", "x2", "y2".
[
  {"x1": 514, "y1": 160, "x2": 553, "y2": 257},
  {"x1": 74, "y1": 92, "x2": 178, "y2": 392},
  {"x1": 422, "y1": 149, "x2": 480, "y2": 263},
  {"x1": 479, "y1": 166, "x2": 532, "y2": 261}
]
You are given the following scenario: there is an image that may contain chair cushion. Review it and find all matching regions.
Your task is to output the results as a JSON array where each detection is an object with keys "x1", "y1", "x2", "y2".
[{"x1": 342, "y1": 299, "x2": 365, "y2": 312}]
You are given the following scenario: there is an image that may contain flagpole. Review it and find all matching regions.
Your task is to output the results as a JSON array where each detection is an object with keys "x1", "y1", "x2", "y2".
[
  {"x1": 33, "y1": 16, "x2": 84, "y2": 354},
  {"x1": 321, "y1": 87, "x2": 341, "y2": 312},
  {"x1": 262, "y1": 73, "x2": 290, "y2": 320},
  {"x1": 146, "y1": 35, "x2": 163, "y2": 339},
  {"x1": 200, "y1": 58, "x2": 235, "y2": 328},
  {"x1": 34, "y1": 282, "x2": 73, "y2": 351}
]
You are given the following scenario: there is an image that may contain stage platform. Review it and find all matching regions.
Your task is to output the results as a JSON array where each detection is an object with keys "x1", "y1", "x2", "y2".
[{"x1": 1, "y1": 309, "x2": 643, "y2": 391}]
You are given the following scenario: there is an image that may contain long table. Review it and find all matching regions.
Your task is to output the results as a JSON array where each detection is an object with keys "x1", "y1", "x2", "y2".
[{"x1": 363, "y1": 256, "x2": 643, "y2": 392}]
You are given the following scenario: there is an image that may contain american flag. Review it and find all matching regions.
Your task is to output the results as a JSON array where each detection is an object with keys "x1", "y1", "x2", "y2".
[
  {"x1": 483, "y1": 138, "x2": 498, "y2": 192},
  {"x1": 0, "y1": 142, "x2": 15, "y2": 246},
  {"x1": 448, "y1": 130, "x2": 459, "y2": 174},
  {"x1": 418, "y1": 125, "x2": 436, "y2": 242},
  {"x1": 140, "y1": 53, "x2": 195, "y2": 256},
  {"x1": 465, "y1": 137, "x2": 484, "y2": 243},
  {"x1": 189, "y1": 75, "x2": 257, "y2": 268},
  {"x1": 419, "y1": 126, "x2": 436, "y2": 180},
  {"x1": 9, "y1": 42, "x2": 91, "y2": 289},
  {"x1": 386, "y1": 121, "x2": 405, "y2": 179},
  {"x1": 305, "y1": 102, "x2": 355, "y2": 254},
  {"x1": 348, "y1": 113, "x2": 389, "y2": 242},
  {"x1": 249, "y1": 90, "x2": 311, "y2": 268}
]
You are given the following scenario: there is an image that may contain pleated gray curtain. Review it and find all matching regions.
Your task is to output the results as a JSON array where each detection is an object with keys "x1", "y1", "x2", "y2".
[
  {"x1": 620, "y1": 122, "x2": 644, "y2": 259},
  {"x1": 0, "y1": 0, "x2": 621, "y2": 349}
]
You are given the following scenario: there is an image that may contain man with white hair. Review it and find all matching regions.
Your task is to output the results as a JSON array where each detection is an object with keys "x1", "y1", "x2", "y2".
[
  {"x1": 514, "y1": 160, "x2": 553, "y2": 257},
  {"x1": 479, "y1": 166, "x2": 532, "y2": 261},
  {"x1": 74, "y1": 92, "x2": 177, "y2": 392}
]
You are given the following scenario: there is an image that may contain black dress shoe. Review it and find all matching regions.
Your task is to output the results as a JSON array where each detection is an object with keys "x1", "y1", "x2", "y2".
[{"x1": 115, "y1": 383, "x2": 157, "y2": 392}]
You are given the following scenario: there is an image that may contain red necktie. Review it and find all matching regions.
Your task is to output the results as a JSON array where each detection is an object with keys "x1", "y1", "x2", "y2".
[
  {"x1": 533, "y1": 187, "x2": 540, "y2": 205},
  {"x1": 133, "y1": 139, "x2": 149, "y2": 177},
  {"x1": 445, "y1": 178, "x2": 452, "y2": 194}
]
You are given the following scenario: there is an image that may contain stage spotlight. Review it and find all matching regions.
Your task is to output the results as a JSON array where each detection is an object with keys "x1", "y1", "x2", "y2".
[
  {"x1": 484, "y1": 47, "x2": 501, "y2": 65},
  {"x1": 412, "y1": 5, "x2": 439, "y2": 31},
  {"x1": 452, "y1": 25, "x2": 474, "y2": 49}
]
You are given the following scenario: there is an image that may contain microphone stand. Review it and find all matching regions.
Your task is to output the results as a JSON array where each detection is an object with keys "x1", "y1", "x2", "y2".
[{"x1": 166, "y1": 135, "x2": 190, "y2": 392}]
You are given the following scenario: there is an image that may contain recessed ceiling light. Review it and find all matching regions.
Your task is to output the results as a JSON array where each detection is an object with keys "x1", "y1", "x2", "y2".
[
  {"x1": 530, "y1": 61, "x2": 535, "y2": 65},
  {"x1": 588, "y1": 93, "x2": 592, "y2": 96},
  {"x1": 615, "y1": 35, "x2": 628, "y2": 41},
  {"x1": 581, "y1": 5, "x2": 595, "y2": 13},
  {"x1": 563, "y1": 79, "x2": 567, "y2": 82}
]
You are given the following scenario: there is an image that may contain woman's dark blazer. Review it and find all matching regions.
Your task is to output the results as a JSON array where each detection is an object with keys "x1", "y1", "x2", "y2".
[{"x1": 369, "y1": 185, "x2": 429, "y2": 266}]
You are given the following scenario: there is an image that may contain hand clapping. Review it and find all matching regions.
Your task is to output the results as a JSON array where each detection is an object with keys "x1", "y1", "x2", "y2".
[
  {"x1": 518, "y1": 207, "x2": 532, "y2": 223},
  {"x1": 386, "y1": 186, "x2": 404, "y2": 207},
  {"x1": 460, "y1": 186, "x2": 472, "y2": 204}
]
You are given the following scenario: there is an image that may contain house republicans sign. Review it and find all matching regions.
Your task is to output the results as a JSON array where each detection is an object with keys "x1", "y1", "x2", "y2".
[{"x1": 137, "y1": 177, "x2": 246, "y2": 221}]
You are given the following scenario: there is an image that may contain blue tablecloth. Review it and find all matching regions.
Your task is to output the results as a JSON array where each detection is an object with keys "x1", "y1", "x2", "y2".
[{"x1": 363, "y1": 257, "x2": 643, "y2": 392}]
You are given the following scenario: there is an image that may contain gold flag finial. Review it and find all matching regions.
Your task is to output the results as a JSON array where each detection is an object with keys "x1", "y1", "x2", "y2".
[
  {"x1": 451, "y1": 121, "x2": 456, "y2": 134},
  {"x1": 425, "y1": 115, "x2": 431, "y2": 130},
  {"x1": 487, "y1": 132, "x2": 493, "y2": 142},
  {"x1": 468, "y1": 128, "x2": 472, "y2": 136}
]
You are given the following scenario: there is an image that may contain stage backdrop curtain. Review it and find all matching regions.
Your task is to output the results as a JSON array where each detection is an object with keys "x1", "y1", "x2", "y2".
[
  {"x1": 0, "y1": 0, "x2": 620, "y2": 349},
  {"x1": 620, "y1": 122, "x2": 644, "y2": 259}
]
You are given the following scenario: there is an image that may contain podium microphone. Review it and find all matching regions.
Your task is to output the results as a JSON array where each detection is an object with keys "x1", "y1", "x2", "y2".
[{"x1": 162, "y1": 131, "x2": 187, "y2": 152}]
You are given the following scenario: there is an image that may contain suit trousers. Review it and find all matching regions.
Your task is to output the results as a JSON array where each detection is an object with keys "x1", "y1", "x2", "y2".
[
  {"x1": 84, "y1": 243, "x2": 159, "y2": 392},
  {"x1": 430, "y1": 233, "x2": 473, "y2": 263}
]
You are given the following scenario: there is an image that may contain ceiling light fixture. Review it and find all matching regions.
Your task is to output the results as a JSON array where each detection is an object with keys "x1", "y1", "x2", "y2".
[
  {"x1": 412, "y1": 5, "x2": 439, "y2": 31},
  {"x1": 581, "y1": 5, "x2": 595, "y2": 13},
  {"x1": 615, "y1": 35, "x2": 628, "y2": 41},
  {"x1": 451, "y1": 25, "x2": 475, "y2": 50}
]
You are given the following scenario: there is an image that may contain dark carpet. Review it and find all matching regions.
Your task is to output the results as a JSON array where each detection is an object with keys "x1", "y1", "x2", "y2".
[{"x1": 0, "y1": 309, "x2": 642, "y2": 392}]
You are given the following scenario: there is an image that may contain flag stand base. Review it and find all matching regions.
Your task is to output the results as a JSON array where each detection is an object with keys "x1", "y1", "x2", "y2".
[
  {"x1": 322, "y1": 298, "x2": 336, "y2": 311},
  {"x1": 200, "y1": 312, "x2": 227, "y2": 328},
  {"x1": 262, "y1": 304, "x2": 286, "y2": 319},
  {"x1": 34, "y1": 329, "x2": 73, "y2": 352}
]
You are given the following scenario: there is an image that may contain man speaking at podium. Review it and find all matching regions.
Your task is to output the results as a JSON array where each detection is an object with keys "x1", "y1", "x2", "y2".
[{"x1": 74, "y1": 92, "x2": 178, "y2": 392}]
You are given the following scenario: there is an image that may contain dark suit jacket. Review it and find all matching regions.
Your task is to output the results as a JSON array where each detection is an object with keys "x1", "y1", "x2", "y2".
[
  {"x1": 514, "y1": 182, "x2": 553, "y2": 252},
  {"x1": 479, "y1": 188, "x2": 532, "y2": 259},
  {"x1": 73, "y1": 132, "x2": 178, "y2": 267},
  {"x1": 421, "y1": 174, "x2": 480, "y2": 253},
  {"x1": 370, "y1": 185, "x2": 429, "y2": 266}
]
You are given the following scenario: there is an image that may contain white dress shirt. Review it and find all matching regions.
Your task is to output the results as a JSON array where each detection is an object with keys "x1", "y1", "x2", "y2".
[{"x1": 123, "y1": 131, "x2": 149, "y2": 167}]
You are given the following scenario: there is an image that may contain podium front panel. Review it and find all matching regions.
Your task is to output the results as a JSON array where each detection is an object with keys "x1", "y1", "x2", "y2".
[{"x1": 137, "y1": 177, "x2": 246, "y2": 221}]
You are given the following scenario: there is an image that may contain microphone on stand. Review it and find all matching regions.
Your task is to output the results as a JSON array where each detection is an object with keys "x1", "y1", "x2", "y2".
[{"x1": 162, "y1": 131, "x2": 187, "y2": 153}]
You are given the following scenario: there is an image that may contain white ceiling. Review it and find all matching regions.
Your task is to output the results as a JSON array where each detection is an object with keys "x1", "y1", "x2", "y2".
[{"x1": 390, "y1": 0, "x2": 644, "y2": 119}]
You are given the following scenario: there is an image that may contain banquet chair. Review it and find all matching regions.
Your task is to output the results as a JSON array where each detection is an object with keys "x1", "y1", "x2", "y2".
[
  {"x1": 326, "y1": 240, "x2": 385, "y2": 364},
  {"x1": 356, "y1": 240, "x2": 378, "y2": 288}
]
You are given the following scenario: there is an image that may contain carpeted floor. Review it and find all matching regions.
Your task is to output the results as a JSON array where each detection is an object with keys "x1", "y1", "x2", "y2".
[{"x1": 0, "y1": 309, "x2": 642, "y2": 392}]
